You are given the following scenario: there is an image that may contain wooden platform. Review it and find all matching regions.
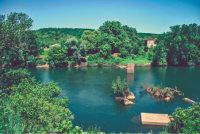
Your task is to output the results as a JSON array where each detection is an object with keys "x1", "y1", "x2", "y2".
[{"x1": 140, "y1": 113, "x2": 171, "y2": 126}]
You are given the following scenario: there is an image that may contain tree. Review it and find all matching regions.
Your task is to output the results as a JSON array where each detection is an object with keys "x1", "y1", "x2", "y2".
[
  {"x1": 0, "y1": 69, "x2": 80, "y2": 133},
  {"x1": 99, "y1": 44, "x2": 111, "y2": 59},
  {"x1": 122, "y1": 25, "x2": 138, "y2": 42},
  {"x1": 153, "y1": 41, "x2": 167, "y2": 66},
  {"x1": 81, "y1": 30, "x2": 101, "y2": 52},
  {"x1": 47, "y1": 46, "x2": 68, "y2": 67},
  {"x1": 0, "y1": 12, "x2": 38, "y2": 67},
  {"x1": 154, "y1": 23, "x2": 200, "y2": 66},
  {"x1": 112, "y1": 76, "x2": 129, "y2": 97},
  {"x1": 98, "y1": 21, "x2": 133, "y2": 53},
  {"x1": 118, "y1": 48, "x2": 129, "y2": 58},
  {"x1": 162, "y1": 103, "x2": 200, "y2": 133},
  {"x1": 64, "y1": 37, "x2": 87, "y2": 62}
]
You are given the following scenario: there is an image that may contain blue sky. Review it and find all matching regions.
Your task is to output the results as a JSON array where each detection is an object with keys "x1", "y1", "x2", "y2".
[{"x1": 0, "y1": 0, "x2": 200, "y2": 33}]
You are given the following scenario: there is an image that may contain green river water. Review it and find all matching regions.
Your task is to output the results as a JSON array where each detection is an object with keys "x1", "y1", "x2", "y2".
[{"x1": 26, "y1": 66, "x2": 200, "y2": 133}]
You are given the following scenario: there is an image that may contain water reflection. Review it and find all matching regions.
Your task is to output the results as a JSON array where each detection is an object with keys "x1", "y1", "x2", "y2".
[{"x1": 127, "y1": 73, "x2": 134, "y2": 83}]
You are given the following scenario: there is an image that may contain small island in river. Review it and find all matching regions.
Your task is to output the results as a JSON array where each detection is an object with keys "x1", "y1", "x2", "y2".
[
  {"x1": 140, "y1": 83, "x2": 184, "y2": 101},
  {"x1": 112, "y1": 76, "x2": 136, "y2": 105}
]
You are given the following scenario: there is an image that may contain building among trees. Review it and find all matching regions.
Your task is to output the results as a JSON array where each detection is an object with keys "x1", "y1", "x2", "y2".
[{"x1": 145, "y1": 38, "x2": 157, "y2": 48}]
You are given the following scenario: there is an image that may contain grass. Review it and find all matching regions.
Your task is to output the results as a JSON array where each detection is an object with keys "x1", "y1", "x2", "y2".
[
  {"x1": 120, "y1": 58, "x2": 152, "y2": 65},
  {"x1": 40, "y1": 50, "x2": 49, "y2": 56}
]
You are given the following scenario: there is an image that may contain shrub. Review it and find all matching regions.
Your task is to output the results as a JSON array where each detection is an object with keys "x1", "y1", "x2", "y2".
[
  {"x1": 44, "y1": 57, "x2": 48, "y2": 64},
  {"x1": 148, "y1": 51, "x2": 154, "y2": 61},
  {"x1": 138, "y1": 46, "x2": 145, "y2": 56},
  {"x1": 112, "y1": 76, "x2": 129, "y2": 97},
  {"x1": 47, "y1": 46, "x2": 68, "y2": 67},
  {"x1": 99, "y1": 44, "x2": 111, "y2": 59},
  {"x1": 144, "y1": 46, "x2": 149, "y2": 52},
  {"x1": 132, "y1": 55, "x2": 137, "y2": 60},
  {"x1": 132, "y1": 42, "x2": 139, "y2": 54},
  {"x1": 87, "y1": 55, "x2": 93, "y2": 61},
  {"x1": 0, "y1": 69, "x2": 78, "y2": 133},
  {"x1": 26, "y1": 55, "x2": 36, "y2": 67},
  {"x1": 49, "y1": 60, "x2": 55, "y2": 68},
  {"x1": 162, "y1": 103, "x2": 200, "y2": 133},
  {"x1": 36, "y1": 59, "x2": 46, "y2": 66},
  {"x1": 119, "y1": 48, "x2": 129, "y2": 58},
  {"x1": 112, "y1": 56, "x2": 122, "y2": 64}
]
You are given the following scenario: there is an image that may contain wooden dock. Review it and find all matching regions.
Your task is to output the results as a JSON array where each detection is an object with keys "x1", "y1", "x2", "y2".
[{"x1": 140, "y1": 113, "x2": 171, "y2": 126}]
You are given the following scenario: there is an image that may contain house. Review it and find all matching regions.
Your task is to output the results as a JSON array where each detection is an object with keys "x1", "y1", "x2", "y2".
[{"x1": 145, "y1": 38, "x2": 157, "y2": 48}]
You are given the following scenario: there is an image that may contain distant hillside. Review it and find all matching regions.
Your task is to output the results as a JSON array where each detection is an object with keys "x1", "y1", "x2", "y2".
[
  {"x1": 137, "y1": 33, "x2": 163, "y2": 38},
  {"x1": 32, "y1": 28, "x2": 163, "y2": 47},
  {"x1": 32, "y1": 28, "x2": 95, "y2": 47}
]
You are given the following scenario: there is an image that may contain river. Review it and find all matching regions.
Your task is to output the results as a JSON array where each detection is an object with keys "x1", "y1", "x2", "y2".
[{"x1": 26, "y1": 66, "x2": 200, "y2": 133}]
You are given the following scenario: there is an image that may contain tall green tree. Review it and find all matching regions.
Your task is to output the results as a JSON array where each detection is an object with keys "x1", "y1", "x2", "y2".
[
  {"x1": 0, "y1": 12, "x2": 38, "y2": 67},
  {"x1": 154, "y1": 23, "x2": 200, "y2": 66},
  {"x1": 64, "y1": 37, "x2": 87, "y2": 62},
  {"x1": 47, "y1": 46, "x2": 68, "y2": 67}
]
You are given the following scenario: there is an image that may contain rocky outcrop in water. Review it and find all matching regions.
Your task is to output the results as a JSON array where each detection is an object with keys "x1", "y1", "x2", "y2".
[
  {"x1": 115, "y1": 88, "x2": 136, "y2": 105},
  {"x1": 140, "y1": 83, "x2": 183, "y2": 101}
]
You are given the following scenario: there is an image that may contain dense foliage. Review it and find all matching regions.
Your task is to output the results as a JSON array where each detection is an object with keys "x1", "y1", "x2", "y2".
[
  {"x1": 162, "y1": 103, "x2": 200, "y2": 133},
  {"x1": 153, "y1": 23, "x2": 200, "y2": 66},
  {"x1": 0, "y1": 69, "x2": 82, "y2": 133},
  {"x1": 112, "y1": 76, "x2": 129, "y2": 97},
  {"x1": 47, "y1": 46, "x2": 68, "y2": 67},
  {"x1": 33, "y1": 27, "x2": 94, "y2": 49},
  {"x1": 64, "y1": 37, "x2": 87, "y2": 63},
  {"x1": 0, "y1": 12, "x2": 38, "y2": 67}
]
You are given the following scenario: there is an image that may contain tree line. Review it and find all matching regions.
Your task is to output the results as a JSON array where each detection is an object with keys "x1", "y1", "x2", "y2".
[{"x1": 0, "y1": 12, "x2": 200, "y2": 68}]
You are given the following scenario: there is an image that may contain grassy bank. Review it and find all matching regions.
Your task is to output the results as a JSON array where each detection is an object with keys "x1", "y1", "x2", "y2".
[
  {"x1": 40, "y1": 50, "x2": 49, "y2": 56},
  {"x1": 120, "y1": 58, "x2": 152, "y2": 65}
]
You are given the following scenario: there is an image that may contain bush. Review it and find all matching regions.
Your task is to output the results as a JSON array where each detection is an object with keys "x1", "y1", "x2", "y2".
[
  {"x1": 87, "y1": 55, "x2": 93, "y2": 61},
  {"x1": 47, "y1": 46, "x2": 68, "y2": 67},
  {"x1": 162, "y1": 103, "x2": 200, "y2": 133},
  {"x1": 0, "y1": 69, "x2": 78, "y2": 133},
  {"x1": 119, "y1": 48, "x2": 129, "y2": 58},
  {"x1": 148, "y1": 51, "x2": 154, "y2": 61},
  {"x1": 49, "y1": 60, "x2": 55, "y2": 68},
  {"x1": 132, "y1": 55, "x2": 137, "y2": 60},
  {"x1": 44, "y1": 57, "x2": 48, "y2": 64},
  {"x1": 138, "y1": 46, "x2": 145, "y2": 56},
  {"x1": 144, "y1": 46, "x2": 149, "y2": 52},
  {"x1": 99, "y1": 44, "x2": 111, "y2": 59},
  {"x1": 112, "y1": 76, "x2": 129, "y2": 97},
  {"x1": 36, "y1": 59, "x2": 46, "y2": 66},
  {"x1": 111, "y1": 56, "x2": 122, "y2": 64},
  {"x1": 26, "y1": 55, "x2": 36, "y2": 67}
]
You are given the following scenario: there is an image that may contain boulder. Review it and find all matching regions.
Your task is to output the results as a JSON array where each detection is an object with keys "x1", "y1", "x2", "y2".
[
  {"x1": 164, "y1": 97, "x2": 170, "y2": 101},
  {"x1": 120, "y1": 99, "x2": 135, "y2": 105},
  {"x1": 154, "y1": 91, "x2": 160, "y2": 97},
  {"x1": 127, "y1": 92, "x2": 136, "y2": 100}
]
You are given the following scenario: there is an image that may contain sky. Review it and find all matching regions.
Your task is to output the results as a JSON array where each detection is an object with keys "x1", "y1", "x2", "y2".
[{"x1": 0, "y1": 0, "x2": 200, "y2": 34}]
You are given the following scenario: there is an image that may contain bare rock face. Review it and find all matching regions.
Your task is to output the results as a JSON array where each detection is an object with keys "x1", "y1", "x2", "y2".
[
  {"x1": 164, "y1": 97, "x2": 170, "y2": 101},
  {"x1": 127, "y1": 92, "x2": 136, "y2": 100},
  {"x1": 154, "y1": 91, "x2": 160, "y2": 97},
  {"x1": 121, "y1": 99, "x2": 135, "y2": 105}
]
